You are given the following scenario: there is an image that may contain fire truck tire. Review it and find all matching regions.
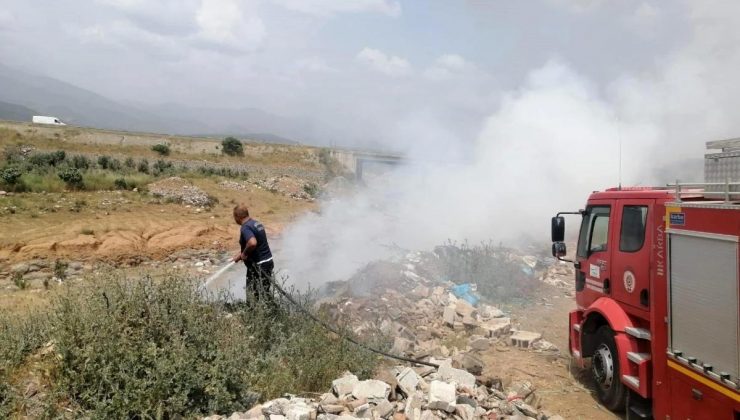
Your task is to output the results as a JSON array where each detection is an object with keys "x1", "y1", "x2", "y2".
[{"x1": 591, "y1": 325, "x2": 627, "y2": 411}]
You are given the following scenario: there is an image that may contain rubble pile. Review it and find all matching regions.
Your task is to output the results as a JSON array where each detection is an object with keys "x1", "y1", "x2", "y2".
[
  {"x1": 205, "y1": 365, "x2": 563, "y2": 420},
  {"x1": 148, "y1": 177, "x2": 215, "y2": 207},
  {"x1": 204, "y1": 249, "x2": 573, "y2": 420},
  {"x1": 254, "y1": 175, "x2": 316, "y2": 201}
]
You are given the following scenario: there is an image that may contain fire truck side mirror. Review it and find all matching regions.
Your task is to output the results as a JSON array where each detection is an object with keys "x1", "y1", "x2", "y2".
[
  {"x1": 552, "y1": 242, "x2": 567, "y2": 258},
  {"x1": 551, "y1": 216, "x2": 565, "y2": 242}
]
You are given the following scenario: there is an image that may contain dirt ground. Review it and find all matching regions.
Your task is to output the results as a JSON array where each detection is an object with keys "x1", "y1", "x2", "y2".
[{"x1": 484, "y1": 287, "x2": 622, "y2": 420}]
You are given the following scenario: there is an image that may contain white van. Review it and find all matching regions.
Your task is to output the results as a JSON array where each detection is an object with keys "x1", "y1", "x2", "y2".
[{"x1": 32, "y1": 115, "x2": 66, "y2": 126}]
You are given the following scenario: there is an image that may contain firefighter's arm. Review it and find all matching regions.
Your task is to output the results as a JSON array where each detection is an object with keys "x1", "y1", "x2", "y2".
[{"x1": 241, "y1": 237, "x2": 258, "y2": 259}]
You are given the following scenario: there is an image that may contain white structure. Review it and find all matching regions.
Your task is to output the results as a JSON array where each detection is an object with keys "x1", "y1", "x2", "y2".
[{"x1": 32, "y1": 115, "x2": 66, "y2": 126}]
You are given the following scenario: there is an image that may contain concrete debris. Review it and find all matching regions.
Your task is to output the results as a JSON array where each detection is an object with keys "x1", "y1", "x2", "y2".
[
  {"x1": 333, "y1": 373, "x2": 360, "y2": 397},
  {"x1": 148, "y1": 177, "x2": 214, "y2": 207},
  {"x1": 428, "y1": 381, "x2": 456, "y2": 412},
  {"x1": 509, "y1": 331, "x2": 542, "y2": 349},
  {"x1": 352, "y1": 380, "x2": 391, "y2": 402},
  {"x1": 203, "y1": 251, "x2": 563, "y2": 420}
]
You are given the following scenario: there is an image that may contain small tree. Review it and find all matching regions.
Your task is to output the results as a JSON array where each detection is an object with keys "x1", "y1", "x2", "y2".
[
  {"x1": 152, "y1": 144, "x2": 171, "y2": 156},
  {"x1": 58, "y1": 167, "x2": 84, "y2": 189},
  {"x1": 221, "y1": 137, "x2": 244, "y2": 157}
]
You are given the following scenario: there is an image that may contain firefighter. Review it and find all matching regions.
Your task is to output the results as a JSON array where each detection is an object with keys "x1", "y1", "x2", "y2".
[{"x1": 231, "y1": 204, "x2": 274, "y2": 302}]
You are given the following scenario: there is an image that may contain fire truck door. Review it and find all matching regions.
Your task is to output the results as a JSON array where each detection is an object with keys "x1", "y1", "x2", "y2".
[
  {"x1": 575, "y1": 204, "x2": 613, "y2": 304},
  {"x1": 612, "y1": 199, "x2": 653, "y2": 310}
]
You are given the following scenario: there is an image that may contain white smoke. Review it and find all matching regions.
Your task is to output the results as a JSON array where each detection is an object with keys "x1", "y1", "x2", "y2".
[{"x1": 278, "y1": 2, "x2": 740, "y2": 289}]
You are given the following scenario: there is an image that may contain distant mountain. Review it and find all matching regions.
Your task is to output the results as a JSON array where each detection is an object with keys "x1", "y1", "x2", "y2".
[
  {"x1": 0, "y1": 64, "x2": 308, "y2": 144},
  {"x1": 0, "y1": 100, "x2": 39, "y2": 122}
]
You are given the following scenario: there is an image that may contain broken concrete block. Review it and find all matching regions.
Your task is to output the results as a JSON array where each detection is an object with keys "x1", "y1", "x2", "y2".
[
  {"x1": 438, "y1": 361, "x2": 476, "y2": 389},
  {"x1": 404, "y1": 391, "x2": 423, "y2": 420},
  {"x1": 396, "y1": 367, "x2": 421, "y2": 396},
  {"x1": 352, "y1": 380, "x2": 391, "y2": 402},
  {"x1": 392, "y1": 413, "x2": 406, "y2": 420},
  {"x1": 391, "y1": 337, "x2": 414, "y2": 355},
  {"x1": 481, "y1": 318, "x2": 511, "y2": 338},
  {"x1": 428, "y1": 381, "x2": 456, "y2": 413},
  {"x1": 346, "y1": 398, "x2": 368, "y2": 411},
  {"x1": 353, "y1": 403, "x2": 372, "y2": 418},
  {"x1": 332, "y1": 373, "x2": 359, "y2": 397},
  {"x1": 269, "y1": 416, "x2": 286, "y2": 420},
  {"x1": 318, "y1": 405, "x2": 344, "y2": 415},
  {"x1": 461, "y1": 353, "x2": 485, "y2": 376},
  {"x1": 263, "y1": 399, "x2": 290, "y2": 415},
  {"x1": 514, "y1": 401, "x2": 538, "y2": 418},
  {"x1": 454, "y1": 403, "x2": 475, "y2": 420},
  {"x1": 454, "y1": 300, "x2": 477, "y2": 318},
  {"x1": 375, "y1": 399, "x2": 395, "y2": 419},
  {"x1": 285, "y1": 403, "x2": 315, "y2": 420},
  {"x1": 242, "y1": 404, "x2": 263, "y2": 418},
  {"x1": 461, "y1": 315, "x2": 479, "y2": 328},
  {"x1": 510, "y1": 331, "x2": 542, "y2": 348},
  {"x1": 443, "y1": 306, "x2": 456, "y2": 327},
  {"x1": 419, "y1": 410, "x2": 439, "y2": 420},
  {"x1": 468, "y1": 336, "x2": 490, "y2": 351}
]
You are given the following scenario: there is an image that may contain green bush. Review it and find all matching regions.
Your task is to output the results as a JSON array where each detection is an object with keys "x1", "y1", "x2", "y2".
[
  {"x1": 108, "y1": 158, "x2": 122, "y2": 171},
  {"x1": 71, "y1": 155, "x2": 91, "y2": 170},
  {"x1": 0, "y1": 167, "x2": 22, "y2": 186},
  {"x1": 28, "y1": 151, "x2": 66, "y2": 168},
  {"x1": 153, "y1": 159, "x2": 173, "y2": 176},
  {"x1": 113, "y1": 178, "x2": 127, "y2": 190},
  {"x1": 124, "y1": 157, "x2": 135, "y2": 169},
  {"x1": 221, "y1": 137, "x2": 244, "y2": 157},
  {"x1": 0, "y1": 273, "x2": 378, "y2": 418},
  {"x1": 97, "y1": 155, "x2": 111, "y2": 170},
  {"x1": 303, "y1": 183, "x2": 320, "y2": 198},
  {"x1": 152, "y1": 144, "x2": 171, "y2": 156},
  {"x1": 137, "y1": 159, "x2": 150, "y2": 174},
  {"x1": 58, "y1": 168, "x2": 84, "y2": 189}
]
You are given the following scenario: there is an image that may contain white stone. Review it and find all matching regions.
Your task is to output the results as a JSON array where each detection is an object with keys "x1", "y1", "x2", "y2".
[
  {"x1": 428, "y1": 381, "x2": 456, "y2": 413},
  {"x1": 454, "y1": 404, "x2": 475, "y2": 420},
  {"x1": 438, "y1": 361, "x2": 476, "y2": 389},
  {"x1": 352, "y1": 379, "x2": 391, "y2": 402},
  {"x1": 404, "y1": 391, "x2": 424, "y2": 420},
  {"x1": 375, "y1": 400, "x2": 395, "y2": 419},
  {"x1": 396, "y1": 367, "x2": 421, "y2": 396},
  {"x1": 443, "y1": 306, "x2": 456, "y2": 327},
  {"x1": 332, "y1": 373, "x2": 359, "y2": 397},
  {"x1": 286, "y1": 403, "x2": 315, "y2": 420}
]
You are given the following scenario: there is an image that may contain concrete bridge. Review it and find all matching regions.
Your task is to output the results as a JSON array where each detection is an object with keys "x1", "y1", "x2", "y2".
[{"x1": 329, "y1": 148, "x2": 404, "y2": 180}]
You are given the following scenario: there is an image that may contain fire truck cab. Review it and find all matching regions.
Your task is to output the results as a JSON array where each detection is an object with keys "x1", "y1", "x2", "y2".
[{"x1": 551, "y1": 183, "x2": 740, "y2": 419}]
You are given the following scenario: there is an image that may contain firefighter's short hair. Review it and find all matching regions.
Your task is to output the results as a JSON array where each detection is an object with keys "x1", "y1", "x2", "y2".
[{"x1": 233, "y1": 204, "x2": 250, "y2": 220}]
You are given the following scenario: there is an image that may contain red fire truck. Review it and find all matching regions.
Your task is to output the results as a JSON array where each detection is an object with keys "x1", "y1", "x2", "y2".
[{"x1": 551, "y1": 140, "x2": 740, "y2": 419}]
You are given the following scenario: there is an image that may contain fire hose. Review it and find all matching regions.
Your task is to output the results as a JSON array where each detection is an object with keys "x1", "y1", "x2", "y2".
[{"x1": 206, "y1": 263, "x2": 440, "y2": 369}]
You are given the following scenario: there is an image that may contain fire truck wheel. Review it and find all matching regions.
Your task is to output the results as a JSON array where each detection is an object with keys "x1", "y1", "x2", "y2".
[{"x1": 591, "y1": 326, "x2": 627, "y2": 411}]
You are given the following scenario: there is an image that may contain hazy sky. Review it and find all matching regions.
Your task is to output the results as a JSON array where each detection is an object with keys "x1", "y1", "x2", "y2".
[{"x1": 0, "y1": 0, "x2": 714, "y2": 150}]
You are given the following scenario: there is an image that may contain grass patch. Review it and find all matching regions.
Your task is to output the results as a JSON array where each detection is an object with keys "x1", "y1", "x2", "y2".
[{"x1": 0, "y1": 272, "x2": 379, "y2": 418}]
